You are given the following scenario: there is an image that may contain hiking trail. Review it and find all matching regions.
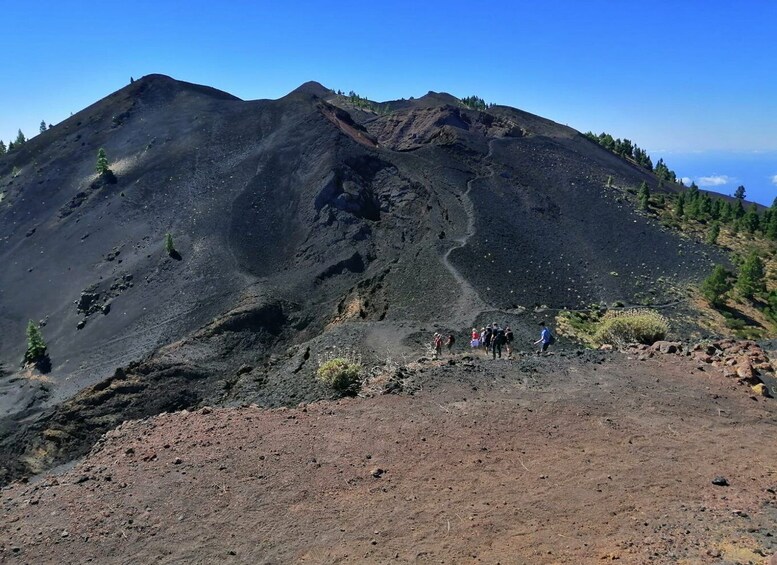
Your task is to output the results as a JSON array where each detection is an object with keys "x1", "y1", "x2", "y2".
[{"x1": 441, "y1": 137, "x2": 499, "y2": 326}]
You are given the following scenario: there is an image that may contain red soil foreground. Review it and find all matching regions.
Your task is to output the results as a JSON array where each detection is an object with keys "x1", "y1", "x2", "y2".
[{"x1": 1, "y1": 353, "x2": 775, "y2": 564}]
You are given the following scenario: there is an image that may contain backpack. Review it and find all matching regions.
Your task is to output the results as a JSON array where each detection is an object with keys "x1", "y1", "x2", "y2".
[
  {"x1": 548, "y1": 332, "x2": 556, "y2": 345},
  {"x1": 495, "y1": 328, "x2": 505, "y2": 345}
]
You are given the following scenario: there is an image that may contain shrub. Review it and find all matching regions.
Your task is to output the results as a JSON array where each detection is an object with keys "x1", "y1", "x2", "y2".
[
  {"x1": 736, "y1": 250, "x2": 765, "y2": 300},
  {"x1": 316, "y1": 353, "x2": 362, "y2": 394},
  {"x1": 592, "y1": 309, "x2": 669, "y2": 347},
  {"x1": 164, "y1": 233, "x2": 175, "y2": 255},
  {"x1": 701, "y1": 264, "x2": 732, "y2": 306},
  {"x1": 24, "y1": 320, "x2": 48, "y2": 365}
]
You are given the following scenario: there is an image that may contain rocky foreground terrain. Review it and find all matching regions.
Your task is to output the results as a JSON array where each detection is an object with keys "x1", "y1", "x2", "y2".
[{"x1": 1, "y1": 348, "x2": 776, "y2": 564}]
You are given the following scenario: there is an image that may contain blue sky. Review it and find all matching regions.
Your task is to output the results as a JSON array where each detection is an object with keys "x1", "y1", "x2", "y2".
[{"x1": 2, "y1": 1, "x2": 775, "y2": 203}]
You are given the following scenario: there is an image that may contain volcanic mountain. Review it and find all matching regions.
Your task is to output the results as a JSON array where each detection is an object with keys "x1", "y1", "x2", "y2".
[{"x1": 0, "y1": 74, "x2": 727, "y2": 483}]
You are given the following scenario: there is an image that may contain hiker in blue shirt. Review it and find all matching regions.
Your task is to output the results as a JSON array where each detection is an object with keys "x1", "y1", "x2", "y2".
[{"x1": 534, "y1": 322, "x2": 554, "y2": 353}]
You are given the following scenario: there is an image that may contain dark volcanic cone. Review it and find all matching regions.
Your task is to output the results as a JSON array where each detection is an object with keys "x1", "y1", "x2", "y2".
[{"x1": 0, "y1": 75, "x2": 726, "y2": 483}]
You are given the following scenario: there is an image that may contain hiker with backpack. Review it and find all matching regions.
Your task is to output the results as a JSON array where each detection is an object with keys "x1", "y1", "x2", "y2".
[
  {"x1": 534, "y1": 322, "x2": 555, "y2": 353},
  {"x1": 433, "y1": 333, "x2": 443, "y2": 357},
  {"x1": 446, "y1": 334, "x2": 455, "y2": 353},
  {"x1": 482, "y1": 326, "x2": 492, "y2": 356},
  {"x1": 504, "y1": 325, "x2": 514, "y2": 358},
  {"x1": 491, "y1": 322, "x2": 505, "y2": 359}
]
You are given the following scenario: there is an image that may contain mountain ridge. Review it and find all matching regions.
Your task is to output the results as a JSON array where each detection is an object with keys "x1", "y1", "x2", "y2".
[{"x1": 0, "y1": 74, "x2": 737, "y2": 484}]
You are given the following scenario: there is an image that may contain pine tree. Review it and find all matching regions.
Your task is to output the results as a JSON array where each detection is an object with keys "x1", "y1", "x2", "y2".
[
  {"x1": 637, "y1": 181, "x2": 650, "y2": 210},
  {"x1": 164, "y1": 233, "x2": 175, "y2": 255},
  {"x1": 734, "y1": 185, "x2": 746, "y2": 200},
  {"x1": 96, "y1": 148, "x2": 109, "y2": 174},
  {"x1": 736, "y1": 250, "x2": 766, "y2": 300},
  {"x1": 710, "y1": 199, "x2": 722, "y2": 220},
  {"x1": 706, "y1": 222, "x2": 720, "y2": 245},
  {"x1": 699, "y1": 194, "x2": 713, "y2": 219},
  {"x1": 14, "y1": 129, "x2": 26, "y2": 146},
  {"x1": 701, "y1": 265, "x2": 732, "y2": 306},
  {"x1": 733, "y1": 199, "x2": 745, "y2": 219},
  {"x1": 719, "y1": 201, "x2": 733, "y2": 223},
  {"x1": 767, "y1": 213, "x2": 777, "y2": 240},
  {"x1": 7, "y1": 141, "x2": 14, "y2": 152},
  {"x1": 742, "y1": 204, "x2": 760, "y2": 234},
  {"x1": 675, "y1": 192, "x2": 685, "y2": 218},
  {"x1": 24, "y1": 321, "x2": 48, "y2": 365},
  {"x1": 0, "y1": 140, "x2": 5, "y2": 156},
  {"x1": 39, "y1": 120, "x2": 47, "y2": 133}
]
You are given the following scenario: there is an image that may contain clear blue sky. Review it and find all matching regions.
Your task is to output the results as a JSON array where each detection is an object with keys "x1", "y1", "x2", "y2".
[{"x1": 3, "y1": 1, "x2": 776, "y2": 203}]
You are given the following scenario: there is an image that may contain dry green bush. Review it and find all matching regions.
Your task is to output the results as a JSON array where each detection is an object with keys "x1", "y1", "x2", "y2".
[
  {"x1": 316, "y1": 349, "x2": 363, "y2": 393},
  {"x1": 592, "y1": 309, "x2": 669, "y2": 347}
]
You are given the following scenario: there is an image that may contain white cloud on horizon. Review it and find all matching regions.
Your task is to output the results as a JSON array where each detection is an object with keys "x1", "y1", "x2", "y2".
[
  {"x1": 697, "y1": 175, "x2": 731, "y2": 187},
  {"x1": 771, "y1": 174, "x2": 777, "y2": 186},
  {"x1": 680, "y1": 177, "x2": 692, "y2": 185}
]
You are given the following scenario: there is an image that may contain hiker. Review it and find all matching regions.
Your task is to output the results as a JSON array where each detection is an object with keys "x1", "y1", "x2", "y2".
[
  {"x1": 446, "y1": 334, "x2": 455, "y2": 353},
  {"x1": 534, "y1": 322, "x2": 555, "y2": 353},
  {"x1": 470, "y1": 328, "x2": 480, "y2": 348},
  {"x1": 433, "y1": 333, "x2": 443, "y2": 357},
  {"x1": 491, "y1": 322, "x2": 505, "y2": 359},
  {"x1": 482, "y1": 326, "x2": 492, "y2": 356},
  {"x1": 505, "y1": 325, "x2": 514, "y2": 358}
]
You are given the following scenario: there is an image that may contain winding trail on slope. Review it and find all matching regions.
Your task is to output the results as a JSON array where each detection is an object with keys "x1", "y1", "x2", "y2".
[{"x1": 440, "y1": 138, "x2": 499, "y2": 326}]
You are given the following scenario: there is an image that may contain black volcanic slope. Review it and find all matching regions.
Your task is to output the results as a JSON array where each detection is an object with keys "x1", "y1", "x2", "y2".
[{"x1": 0, "y1": 75, "x2": 726, "y2": 482}]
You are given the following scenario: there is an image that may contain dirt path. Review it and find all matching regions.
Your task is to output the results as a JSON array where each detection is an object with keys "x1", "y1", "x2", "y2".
[
  {"x1": 440, "y1": 139, "x2": 498, "y2": 326},
  {"x1": 2, "y1": 353, "x2": 775, "y2": 564}
]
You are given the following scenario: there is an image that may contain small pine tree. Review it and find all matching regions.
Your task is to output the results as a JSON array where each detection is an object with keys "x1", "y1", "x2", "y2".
[
  {"x1": 736, "y1": 250, "x2": 766, "y2": 300},
  {"x1": 637, "y1": 181, "x2": 650, "y2": 210},
  {"x1": 706, "y1": 222, "x2": 720, "y2": 245},
  {"x1": 24, "y1": 320, "x2": 48, "y2": 365},
  {"x1": 767, "y1": 214, "x2": 777, "y2": 240},
  {"x1": 96, "y1": 148, "x2": 109, "y2": 174},
  {"x1": 39, "y1": 120, "x2": 47, "y2": 133},
  {"x1": 719, "y1": 201, "x2": 733, "y2": 223},
  {"x1": 734, "y1": 185, "x2": 746, "y2": 200},
  {"x1": 733, "y1": 199, "x2": 745, "y2": 219},
  {"x1": 0, "y1": 140, "x2": 5, "y2": 156},
  {"x1": 675, "y1": 193, "x2": 685, "y2": 218},
  {"x1": 14, "y1": 129, "x2": 26, "y2": 146},
  {"x1": 7, "y1": 141, "x2": 14, "y2": 152},
  {"x1": 742, "y1": 204, "x2": 760, "y2": 234},
  {"x1": 164, "y1": 233, "x2": 175, "y2": 255},
  {"x1": 701, "y1": 265, "x2": 732, "y2": 307}
]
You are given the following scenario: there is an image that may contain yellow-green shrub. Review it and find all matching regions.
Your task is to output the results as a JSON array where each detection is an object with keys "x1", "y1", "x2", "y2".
[
  {"x1": 592, "y1": 309, "x2": 669, "y2": 347},
  {"x1": 316, "y1": 358, "x2": 362, "y2": 393}
]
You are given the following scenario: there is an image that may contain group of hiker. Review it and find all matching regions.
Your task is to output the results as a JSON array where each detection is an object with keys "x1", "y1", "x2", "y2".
[{"x1": 432, "y1": 322, "x2": 554, "y2": 359}]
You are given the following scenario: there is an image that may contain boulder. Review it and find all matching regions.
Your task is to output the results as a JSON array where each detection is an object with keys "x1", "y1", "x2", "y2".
[
  {"x1": 651, "y1": 341, "x2": 681, "y2": 354},
  {"x1": 736, "y1": 363, "x2": 754, "y2": 380}
]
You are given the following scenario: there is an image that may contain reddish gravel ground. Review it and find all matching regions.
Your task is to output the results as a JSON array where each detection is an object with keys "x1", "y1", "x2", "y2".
[{"x1": 1, "y1": 352, "x2": 776, "y2": 564}]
